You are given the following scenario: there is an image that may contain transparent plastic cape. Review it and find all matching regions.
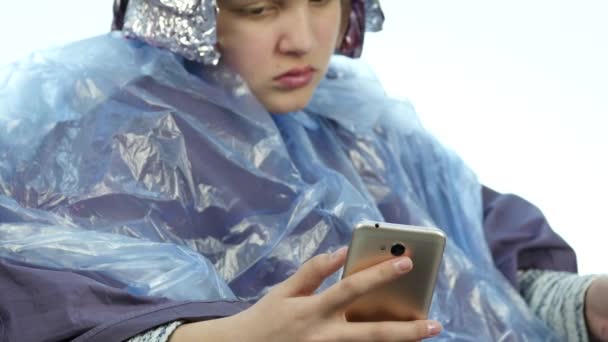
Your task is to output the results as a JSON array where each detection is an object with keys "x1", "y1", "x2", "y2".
[{"x1": 0, "y1": 33, "x2": 557, "y2": 340}]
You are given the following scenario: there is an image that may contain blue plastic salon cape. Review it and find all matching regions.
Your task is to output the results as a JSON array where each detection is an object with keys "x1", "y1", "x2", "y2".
[{"x1": 0, "y1": 33, "x2": 563, "y2": 341}]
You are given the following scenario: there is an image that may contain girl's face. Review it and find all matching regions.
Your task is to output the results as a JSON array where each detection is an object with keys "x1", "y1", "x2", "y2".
[{"x1": 217, "y1": 0, "x2": 347, "y2": 114}]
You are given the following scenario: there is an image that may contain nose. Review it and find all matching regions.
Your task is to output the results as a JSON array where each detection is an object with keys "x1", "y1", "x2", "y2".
[{"x1": 277, "y1": 7, "x2": 315, "y2": 57}]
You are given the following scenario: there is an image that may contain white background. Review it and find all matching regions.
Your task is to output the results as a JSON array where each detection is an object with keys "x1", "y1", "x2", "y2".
[{"x1": 1, "y1": 0, "x2": 606, "y2": 274}]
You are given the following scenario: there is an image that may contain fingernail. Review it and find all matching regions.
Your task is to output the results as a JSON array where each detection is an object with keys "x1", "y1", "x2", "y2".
[
  {"x1": 331, "y1": 247, "x2": 347, "y2": 259},
  {"x1": 428, "y1": 322, "x2": 442, "y2": 336},
  {"x1": 393, "y1": 258, "x2": 413, "y2": 272}
]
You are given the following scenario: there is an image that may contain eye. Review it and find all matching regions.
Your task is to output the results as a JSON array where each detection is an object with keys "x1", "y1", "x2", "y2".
[
  {"x1": 309, "y1": 0, "x2": 332, "y2": 5},
  {"x1": 237, "y1": 4, "x2": 278, "y2": 17},
  {"x1": 243, "y1": 6, "x2": 266, "y2": 15}
]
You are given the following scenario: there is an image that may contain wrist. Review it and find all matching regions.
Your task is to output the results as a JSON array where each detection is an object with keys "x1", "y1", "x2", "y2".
[
  {"x1": 169, "y1": 316, "x2": 239, "y2": 342},
  {"x1": 585, "y1": 276, "x2": 608, "y2": 341}
]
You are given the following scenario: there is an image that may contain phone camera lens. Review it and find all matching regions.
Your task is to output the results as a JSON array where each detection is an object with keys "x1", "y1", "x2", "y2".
[{"x1": 390, "y1": 243, "x2": 406, "y2": 256}]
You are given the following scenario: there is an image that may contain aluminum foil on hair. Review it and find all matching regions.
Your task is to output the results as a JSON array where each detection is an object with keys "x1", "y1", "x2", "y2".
[
  {"x1": 365, "y1": 0, "x2": 384, "y2": 32},
  {"x1": 123, "y1": 0, "x2": 220, "y2": 64},
  {"x1": 337, "y1": 0, "x2": 384, "y2": 58},
  {"x1": 121, "y1": 0, "x2": 384, "y2": 64}
]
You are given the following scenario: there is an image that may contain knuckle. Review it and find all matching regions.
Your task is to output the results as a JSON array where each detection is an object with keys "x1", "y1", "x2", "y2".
[
  {"x1": 301, "y1": 254, "x2": 331, "y2": 285},
  {"x1": 415, "y1": 321, "x2": 429, "y2": 338},
  {"x1": 299, "y1": 258, "x2": 316, "y2": 276},
  {"x1": 308, "y1": 295, "x2": 327, "y2": 312},
  {"x1": 379, "y1": 262, "x2": 396, "y2": 278},
  {"x1": 339, "y1": 277, "x2": 361, "y2": 296},
  {"x1": 367, "y1": 263, "x2": 394, "y2": 287},
  {"x1": 290, "y1": 300, "x2": 313, "y2": 321},
  {"x1": 307, "y1": 253, "x2": 330, "y2": 275},
  {"x1": 368, "y1": 324, "x2": 389, "y2": 341}
]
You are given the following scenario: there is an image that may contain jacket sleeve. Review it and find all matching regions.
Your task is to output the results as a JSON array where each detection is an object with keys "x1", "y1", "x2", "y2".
[
  {"x1": 517, "y1": 269, "x2": 596, "y2": 342},
  {"x1": 0, "y1": 258, "x2": 250, "y2": 342},
  {"x1": 481, "y1": 185, "x2": 578, "y2": 287}
]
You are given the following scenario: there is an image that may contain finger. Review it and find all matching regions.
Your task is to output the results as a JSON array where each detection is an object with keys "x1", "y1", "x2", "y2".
[
  {"x1": 336, "y1": 320, "x2": 442, "y2": 342},
  {"x1": 272, "y1": 247, "x2": 348, "y2": 298},
  {"x1": 319, "y1": 256, "x2": 413, "y2": 313}
]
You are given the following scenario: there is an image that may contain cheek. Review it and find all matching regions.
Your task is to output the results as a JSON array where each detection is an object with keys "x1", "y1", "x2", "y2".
[
  {"x1": 219, "y1": 30, "x2": 276, "y2": 80},
  {"x1": 314, "y1": 14, "x2": 343, "y2": 53}
]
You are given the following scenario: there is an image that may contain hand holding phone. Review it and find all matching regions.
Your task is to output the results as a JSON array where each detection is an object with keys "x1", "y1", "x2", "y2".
[
  {"x1": 173, "y1": 244, "x2": 443, "y2": 341},
  {"x1": 342, "y1": 221, "x2": 446, "y2": 322}
]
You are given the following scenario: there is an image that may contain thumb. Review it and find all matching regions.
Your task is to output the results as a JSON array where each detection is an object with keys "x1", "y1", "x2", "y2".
[{"x1": 272, "y1": 247, "x2": 348, "y2": 298}]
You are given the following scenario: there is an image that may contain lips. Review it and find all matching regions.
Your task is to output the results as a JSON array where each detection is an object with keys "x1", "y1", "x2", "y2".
[{"x1": 273, "y1": 66, "x2": 316, "y2": 90}]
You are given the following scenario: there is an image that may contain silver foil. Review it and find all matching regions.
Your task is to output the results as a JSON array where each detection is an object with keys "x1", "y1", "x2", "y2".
[
  {"x1": 123, "y1": 0, "x2": 220, "y2": 64},
  {"x1": 122, "y1": 0, "x2": 385, "y2": 65},
  {"x1": 366, "y1": 0, "x2": 384, "y2": 32}
]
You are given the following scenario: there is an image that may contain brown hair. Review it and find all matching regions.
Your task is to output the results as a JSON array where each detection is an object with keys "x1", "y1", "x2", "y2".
[{"x1": 112, "y1": 0, "x2": 129, "y2": 30}]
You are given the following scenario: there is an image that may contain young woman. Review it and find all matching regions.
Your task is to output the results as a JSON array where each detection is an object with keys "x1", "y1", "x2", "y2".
[{"x1": 0, "y1": 0, "x2": 606, "y2": 341}]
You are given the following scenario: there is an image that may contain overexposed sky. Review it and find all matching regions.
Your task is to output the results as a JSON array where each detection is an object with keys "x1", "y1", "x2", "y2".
[
  {"x1": 1, "y1": 0, "x2": 606, "y2": 275},
  {"x1": 362, "y1": 1, "x2": 608, "y2": 275}
]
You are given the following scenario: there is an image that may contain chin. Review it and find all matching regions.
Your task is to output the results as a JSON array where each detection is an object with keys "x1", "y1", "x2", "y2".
[
  {"x1": 263, "y1": 93, "x2": 314, "y2": 115},
  {"x1": 266, "y1": 103, "x2": 307, "y2": 114}
]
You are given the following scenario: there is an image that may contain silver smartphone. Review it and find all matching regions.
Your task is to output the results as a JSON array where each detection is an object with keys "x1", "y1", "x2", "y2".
[{"x1": 341, "y1": 220, "x2": 446, "y2": 322}]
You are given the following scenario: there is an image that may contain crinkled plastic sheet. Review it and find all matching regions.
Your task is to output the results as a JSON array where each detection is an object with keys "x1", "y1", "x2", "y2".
[
  {"x1": 0, "y1": 206, "x2": 235, "y2": 301},
  {"x1": 0, "y1": 33, "x2": 557, "y2": 340}
]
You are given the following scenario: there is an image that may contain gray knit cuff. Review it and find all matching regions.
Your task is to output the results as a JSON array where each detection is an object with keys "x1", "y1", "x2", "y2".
[
  {"x1": 518, "y1": 269, "x2": 597, "y2": 342},
  {"x1": 126, "y1": 320, "x2": 184, "y2": 342}
]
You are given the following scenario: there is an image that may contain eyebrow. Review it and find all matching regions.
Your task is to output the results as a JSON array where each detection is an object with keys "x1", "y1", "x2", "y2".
[
  {"x1": 220, "y1": 0, "x2": 283, "y2": 7},
  {"x1": 220, "y1": 0, "x2": 260, "y2": 6}
]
